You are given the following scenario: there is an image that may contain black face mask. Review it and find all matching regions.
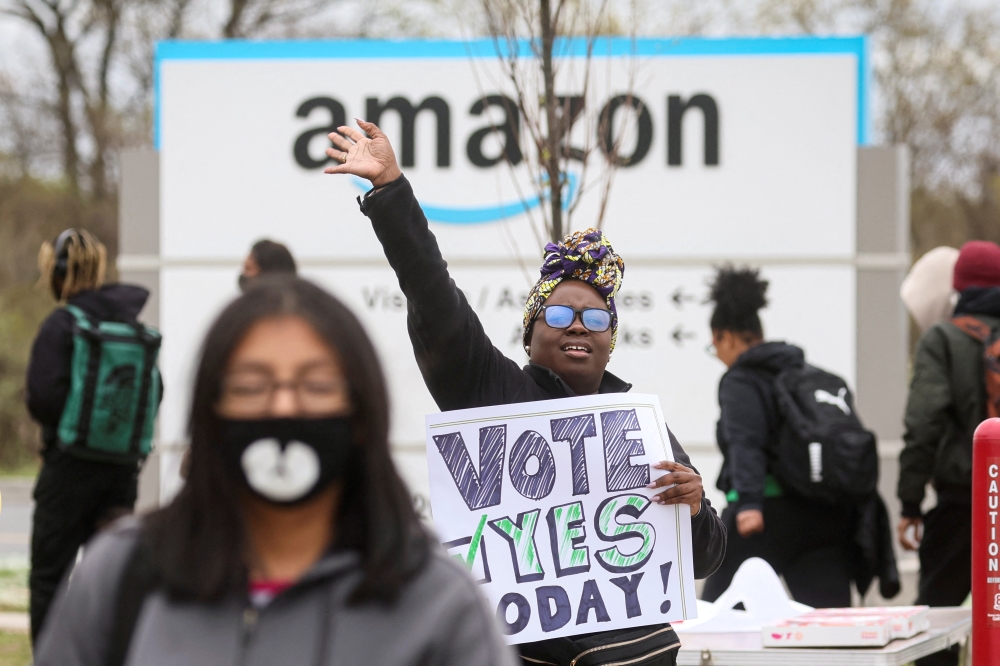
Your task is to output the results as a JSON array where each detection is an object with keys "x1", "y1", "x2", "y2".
[
  {"x1": 218, "y1": 417, "x2": 355, "y2": 506},
  {"x1": 238, "y1": 274, "x2": 251, "y2": 292}
]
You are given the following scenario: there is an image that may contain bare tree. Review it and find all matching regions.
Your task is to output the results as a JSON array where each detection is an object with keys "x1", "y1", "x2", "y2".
[
  {"x1": 479, "y1": 0, "x2": 639, "y2": 242},
  {"x1": 750, "y1": 0, "x2": 1000, "y2": 257},
  {"x1": 639, "y1": 0, "x2": 1000, "y2": 258},
  {"x1": 222, "y1": 0, "x2": 330, "y2": 38},
  {"x1": 0, "y1": 0, "x2": 346, "y2": 200}
]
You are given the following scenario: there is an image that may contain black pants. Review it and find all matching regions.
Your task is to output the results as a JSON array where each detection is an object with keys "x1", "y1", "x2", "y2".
[
  {"x1": 30, "y1": 450, "x2": 139, "y2": 644},
  {"x1": 701, "y1": 497, "x2": 853, "y2": 608},
  {"x1": 913, "y1": 500, "x2": 971, "y2": 666}
]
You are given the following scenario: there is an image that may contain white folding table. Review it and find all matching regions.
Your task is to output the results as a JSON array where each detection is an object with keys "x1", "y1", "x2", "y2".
[{"x1": 676, "y1": 608, "x2": 970, "y2": 666}]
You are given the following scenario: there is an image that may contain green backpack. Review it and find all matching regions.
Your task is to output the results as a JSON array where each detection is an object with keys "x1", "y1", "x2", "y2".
[{"x1": 56, "y1": 304, "x2": 162, "y2": 462}]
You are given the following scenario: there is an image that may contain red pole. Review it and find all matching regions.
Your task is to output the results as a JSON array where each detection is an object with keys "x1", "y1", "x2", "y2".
[{"x1": 973, "y1": 418, "x2": 1000, "y2": 665}]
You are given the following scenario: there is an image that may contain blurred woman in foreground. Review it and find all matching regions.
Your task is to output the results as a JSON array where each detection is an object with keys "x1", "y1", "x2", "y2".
[{"x1": 35, "y1": 277, "x2": 515, "y2": 666}]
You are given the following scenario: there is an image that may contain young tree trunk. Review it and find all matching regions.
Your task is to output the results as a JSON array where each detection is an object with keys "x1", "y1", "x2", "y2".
[
  {"x1": 48, "y1": 33, "x2": 81, "y2": 195},
  {"x1": 85, "y1": 0, "x2": 123, "y2": 201},
  {"x1": 539, "y1": 0, "x2": 563, "y2": 242}
]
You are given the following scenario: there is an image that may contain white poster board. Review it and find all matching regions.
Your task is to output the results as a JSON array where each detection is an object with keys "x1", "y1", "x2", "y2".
[{"x1": 425, "y1": 393, "x2": 696, "y2": 644}]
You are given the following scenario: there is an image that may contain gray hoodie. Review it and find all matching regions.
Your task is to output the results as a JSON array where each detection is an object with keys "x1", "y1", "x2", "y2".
[{"x1": 35, "y1": 520, "x2": 517, "y2": 666}]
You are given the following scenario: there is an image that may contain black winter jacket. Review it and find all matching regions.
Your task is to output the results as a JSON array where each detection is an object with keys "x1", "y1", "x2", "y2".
[
  {"x1": 358, "y1": 177, "x2": 726, "y2": 661},
  {"x1": 899, "y1": 286, "x2": 1000, "y2": 517},
  {"x1": 715, "y1": 341, "x2": 899, "y2": 598},
  {"x1": 360, "y1": 175, "x2": 725, "y2": 575},
  {"x1": 715, "y1": 341, "x2": 805, "y2": 513},
  {"x1": 26, "y1": 284, "x2": 154, "y2": 452},
  {"x1": 359, "y1": 175, "x2": 726, "y2": 656}
]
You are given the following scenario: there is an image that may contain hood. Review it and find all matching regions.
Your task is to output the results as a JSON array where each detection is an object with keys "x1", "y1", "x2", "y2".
[
  {"x1": 67, "y1": 283, "x2": 150, "y2": 321},
  {"x1": 732, "y1": 341, "x2": 805, "y2": 374},
  {"x1": 954, "y1": 286, "x2": 1000, "y2": 318}
]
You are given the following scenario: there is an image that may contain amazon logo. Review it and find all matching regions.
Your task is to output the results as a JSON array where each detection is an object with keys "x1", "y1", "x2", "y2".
[{"x1": 293, "y1": 93, "x2": 719, "y2": 223}]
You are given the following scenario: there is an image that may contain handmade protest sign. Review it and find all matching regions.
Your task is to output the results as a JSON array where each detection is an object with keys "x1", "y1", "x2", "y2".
[{"x1": 425, "y1": 393, "x2": 697, "y2": 645}]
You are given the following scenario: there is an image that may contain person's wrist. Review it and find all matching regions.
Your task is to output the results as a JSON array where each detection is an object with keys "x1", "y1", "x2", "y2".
[
  {"x1": 901, "y1": 501, "x2": 923, "y2": 519},
  {"x1": 371, "y1": 165, "x2": 402, "y2": 188}
]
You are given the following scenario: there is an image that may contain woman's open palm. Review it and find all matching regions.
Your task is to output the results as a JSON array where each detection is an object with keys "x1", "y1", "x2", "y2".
[{"x1": 324, "y1": 120, "x2": 402, "y2": 187}]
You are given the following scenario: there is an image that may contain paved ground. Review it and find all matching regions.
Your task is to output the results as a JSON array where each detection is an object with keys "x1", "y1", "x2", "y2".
[
  {"x1": 0, "y1": 614, "x2": 27, "y2": 633},
  {"x1": 0, "y1": 480, "x2": 32, "y2": 566},
  {"x1": 0, "y1": 480, "x2": 33, "y2": 635}
]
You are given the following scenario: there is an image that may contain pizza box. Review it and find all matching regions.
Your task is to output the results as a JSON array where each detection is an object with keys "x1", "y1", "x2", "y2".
[
  {"x1": 807, "y1": 605, "x2": 930, "y2": 639},
  {"x1": 762, "y1": 613, "x2": 893, "y2": 648}
]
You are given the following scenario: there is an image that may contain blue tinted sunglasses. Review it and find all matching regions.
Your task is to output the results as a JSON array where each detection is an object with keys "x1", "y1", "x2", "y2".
[{"x1": 537, "y1": 305, "x2": 613, "y2": 332}]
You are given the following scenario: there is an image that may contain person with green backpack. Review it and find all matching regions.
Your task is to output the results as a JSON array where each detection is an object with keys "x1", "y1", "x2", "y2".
[{"x1": 25, "y1": 229, "x2": 162, "y2": 645}]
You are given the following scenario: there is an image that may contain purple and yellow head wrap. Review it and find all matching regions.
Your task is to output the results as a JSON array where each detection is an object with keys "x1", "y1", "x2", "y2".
[{"x1": 522, "y1": 228, "x2": 625, "y2": 353}]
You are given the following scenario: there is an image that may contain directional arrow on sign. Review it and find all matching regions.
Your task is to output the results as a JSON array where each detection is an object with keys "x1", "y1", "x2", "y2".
[
  {"x1": 671, "y1": 324, "x2": 697, "y2": 347},
  {"x1": 671, "y1": 287, "x2": 696, "y2": 309}
]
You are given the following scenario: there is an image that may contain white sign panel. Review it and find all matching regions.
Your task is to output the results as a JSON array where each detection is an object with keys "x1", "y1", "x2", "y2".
[
  {"x1": 425, "y1": 394, "x2": 696, "y2": 644},
  {"x1": 154, "y1": 37, "x2": 866, "y2": 503}
]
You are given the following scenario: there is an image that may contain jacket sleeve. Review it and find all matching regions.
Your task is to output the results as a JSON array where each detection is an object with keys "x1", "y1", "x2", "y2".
[
  {"x1": 717, "y1": 373, "x2": 770, "y2": 513},
  {"x1": 668, "y1": 428, "x2": 727, "y2": 579},
  {"x1": 898, "y1": 327, "x2": 953, "y2": 517},
  {"x1": 429, "y1": 560, "x2": 520, "y2": 666},
  {"x1": 360, "y1": 176, "x2": 531, "y2": 410},
  {"x1": 25, "y1": 308, "x2": 75, "y2": 428}
]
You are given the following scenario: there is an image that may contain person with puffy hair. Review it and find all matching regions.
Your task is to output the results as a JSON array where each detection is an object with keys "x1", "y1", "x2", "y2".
[
  {"x1": 700, "y1": 265, "x2": 856, "y2": 608},
  {"x1": 324, "y1": 120, "x2": 726, "y2": 666},
  {"x1": 899, "y1": 240, "x2": 1000, "y2": 666}
]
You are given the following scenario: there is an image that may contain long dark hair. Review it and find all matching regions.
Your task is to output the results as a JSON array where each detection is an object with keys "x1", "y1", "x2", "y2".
[
  {"x1": 144, "y1": 276, "x2": 428, "y2": 604},
  {"x1": 708, "y1": 264, "x2": 769, "y2": 339}
]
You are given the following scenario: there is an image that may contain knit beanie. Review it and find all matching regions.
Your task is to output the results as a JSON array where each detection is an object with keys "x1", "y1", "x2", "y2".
[{"x1": 953, "y1": 241, "x2": 1000, "y2": 292}]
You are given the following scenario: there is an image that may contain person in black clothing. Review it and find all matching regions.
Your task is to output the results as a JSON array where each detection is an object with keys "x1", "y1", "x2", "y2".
[
  {"x1": 26, "y1": 229, "x2": 155, "y2": 644},
  {"x1": 239, "y1": 238, "x2": 297, "y2": 291},
  {"x1": 322, "y1": 120, "x2": 725, "y2": 665},
  {"x1": 700, "y1": 266, "x2": 854, "y2": 608}
]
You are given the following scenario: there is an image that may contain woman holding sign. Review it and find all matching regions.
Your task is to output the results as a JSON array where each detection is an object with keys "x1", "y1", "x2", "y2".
[{"x1": 325, "y1": 121, "x2": 726, "y2": 666}]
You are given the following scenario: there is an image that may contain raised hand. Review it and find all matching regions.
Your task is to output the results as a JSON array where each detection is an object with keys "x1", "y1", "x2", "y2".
[{"x1": 324, "y1": 119, "x2": 402, "y2": 188}]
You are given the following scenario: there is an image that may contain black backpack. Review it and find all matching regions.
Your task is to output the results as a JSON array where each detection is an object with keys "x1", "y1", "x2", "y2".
[{"x1": 770, "y1": 365, "x2": 878, "y2": 505}]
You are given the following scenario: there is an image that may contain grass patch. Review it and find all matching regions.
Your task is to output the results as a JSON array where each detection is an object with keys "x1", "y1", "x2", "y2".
[
  {"x1": 0, "y1": 459, "x2": 39, "y2": 479},
  {"x1": 0, "y1": 631, "x2": 30, "y2": 666},
  {"x1": 0, "y1": 569, "x2": 27, "y2": 614}
]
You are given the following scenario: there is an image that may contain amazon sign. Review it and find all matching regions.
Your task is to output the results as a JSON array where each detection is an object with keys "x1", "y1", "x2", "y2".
[
  {"x1": 156, "y1": 37, "x2": 864, "y2": 261},
  {"x1": 154, "y1": 37, "x2": 867, "y2": 505}
]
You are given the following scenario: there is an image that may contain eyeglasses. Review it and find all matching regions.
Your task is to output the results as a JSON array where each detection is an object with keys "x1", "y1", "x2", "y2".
[
  {"x1": 537, "y1": 305, "x2": 613, "y2": 333},
  {"x1": 218, "y1": 369, "x2": 351, "y2": 417}
]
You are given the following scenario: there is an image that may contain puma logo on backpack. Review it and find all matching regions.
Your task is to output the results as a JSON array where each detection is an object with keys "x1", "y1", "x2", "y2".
[
  {"x1": 950, "y1": 316, "x2": 1000, "y2": 418},
  {"x1": 772, "y1": 365, "x2": 878, "y2": 504},
  {"x1": 815, "y1": 388, "x2": 851, "y2": 415}
]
